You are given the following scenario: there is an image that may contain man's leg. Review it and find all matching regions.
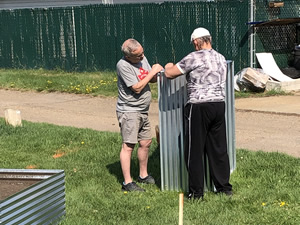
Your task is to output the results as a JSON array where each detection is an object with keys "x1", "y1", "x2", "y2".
[
  {"x1": 120, "y1": 142, "x2": 135, "y2": 184},
  {"x1": 185, "y1": 104, "x2": 207, "y2": 198},
  {"x1": 206, "y1": 103, "x2": 232, "y2": 193},
  {"x1": 137, "y1": 139, "x2": 152, "y2": 178}
]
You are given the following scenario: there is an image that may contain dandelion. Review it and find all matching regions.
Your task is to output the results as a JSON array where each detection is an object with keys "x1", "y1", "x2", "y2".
[
  {"x1": 280, "y1": 201, "x2": 286, "y2": 207},
  {"x1": 100, "y1": 80, "x2": 107, "y2": 85},
  {"x1": 261, "y1": 202, "x2": 266, "y2": 206},
  {"x1": 113, "y1": 78, "x2": 117, "y2": 82},
  {"x1": 124, "y1": 191, "x2": 128, "y2": 194},
  {"x1": 81, "y1": 141, "x2": 85, "y2": 145},
  {"x1": 146, "y1": 206, "x2": 150, "y2": 209}
]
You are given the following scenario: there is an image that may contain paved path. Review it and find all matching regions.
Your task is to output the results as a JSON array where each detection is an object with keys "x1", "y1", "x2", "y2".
[
  {"x1": 0, "y1": 90, "x2": 120, "y2": 133},
  {"x1": 0, "y1": 89, "x2": 299, "y2": 157},
  {"x1": 235, "y1": 94, "x2": 300, "y2": 116}
]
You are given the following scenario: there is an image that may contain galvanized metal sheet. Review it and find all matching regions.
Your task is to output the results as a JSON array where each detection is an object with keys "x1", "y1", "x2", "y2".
[
  {"x1": 0, "y1": 169, "x2": 66, "y2": 225},
  {"x1": 158, "y1": 61, "x2": 236, "y2": 192},
  {"x1": 158, "y1": 72, "x2": 187, "y2": 191}
]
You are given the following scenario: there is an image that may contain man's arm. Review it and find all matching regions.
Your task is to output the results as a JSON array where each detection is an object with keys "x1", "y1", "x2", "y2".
[
  {"x1": 131, "y1": 64, "x2": 163, "y2": 94},
  {"x1": 164, "y1": 63, "x2": 183, "y2": 79}
]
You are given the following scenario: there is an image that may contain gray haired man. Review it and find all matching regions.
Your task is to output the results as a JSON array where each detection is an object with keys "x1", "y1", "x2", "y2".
[{"x1": 116, "y1": 38, "x2": 163, "y2": 192}]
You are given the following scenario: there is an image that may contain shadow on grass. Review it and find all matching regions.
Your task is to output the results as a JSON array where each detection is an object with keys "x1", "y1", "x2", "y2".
[{"x1": 106, "y1": 142, "x2": 161, "y2": 189}]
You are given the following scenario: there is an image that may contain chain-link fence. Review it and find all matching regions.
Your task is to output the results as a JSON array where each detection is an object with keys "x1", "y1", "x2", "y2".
[
  {"x1": 0, "y1": 0, "x2": 299, "y2": 72},
  {"x1": 0, "y1": 1, "x2": 249, "y2": 72},
  {"x1": 254, "y1": 0, "x2": 300, "y2": 68}
]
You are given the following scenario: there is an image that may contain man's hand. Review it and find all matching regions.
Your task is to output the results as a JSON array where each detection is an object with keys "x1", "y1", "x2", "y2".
[
  {"x1": 131, "y1": 63, "x2": 163, "y2": 93},
  {"x1": 152, "y1": 64, "x2": 163, "y2": 73},
  {"x1": 149, "y1": 64, "x2": 163, "y2": 83}
]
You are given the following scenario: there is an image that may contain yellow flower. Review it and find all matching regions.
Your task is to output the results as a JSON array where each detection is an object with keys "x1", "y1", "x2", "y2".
[
  {"x1": 146, "y1": 206, "x2": 150, "y2": 209},
  {"x1": 124, "y1": 191, "x2": 128, "y2": 194},
  {"x1": 262, "y1": 202, "x2": 266, "y2": 206},
  {"x1": 280, "y1": 201, "x2": 286, "y2": 207},
  {"x1": 81, "y1": 141, "x2": 84, "y2": 145}
]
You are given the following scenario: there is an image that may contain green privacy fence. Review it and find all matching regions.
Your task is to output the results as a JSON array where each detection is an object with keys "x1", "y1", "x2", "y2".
[
  {"x1": 0, "y1": 0, "x2": 298, "y2": 72},
  {"x1": 253, "y1": 0, "x2": 300, "y2": 68},
  {"x1": 0, "y1": 1, "x2": 249, "y2": 72}
]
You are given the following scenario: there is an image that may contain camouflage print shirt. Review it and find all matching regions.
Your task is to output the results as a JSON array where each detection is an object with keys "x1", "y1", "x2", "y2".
[{"x1": 176, "y1": 49, "x2": 227, "y2": 104}]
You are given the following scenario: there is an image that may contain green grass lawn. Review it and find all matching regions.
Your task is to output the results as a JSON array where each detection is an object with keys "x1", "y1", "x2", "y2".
[
  {"x1": 0, "y1": 68, "x2": 298, "y2": 224},
  {"x1": 0, "y1": 119, "x2": 299, "y2": 225},
  {"x1": 0, "y1": 68, "x2": 289, "y2": 100}
]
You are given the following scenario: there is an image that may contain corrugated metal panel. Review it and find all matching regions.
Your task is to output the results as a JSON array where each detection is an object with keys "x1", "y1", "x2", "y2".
[
  {"x1": 158, "y1": 60, "x2": 236, "y2": 192},
  {"x1": 158, "y1": 71, "x2": 188, "y2": 192},
  {"x1": 0, "y1": 169, "x2": 66, "y2": 225},
  {"x1": 225, "y1": 61, "x2": 236, "y2": 173}
]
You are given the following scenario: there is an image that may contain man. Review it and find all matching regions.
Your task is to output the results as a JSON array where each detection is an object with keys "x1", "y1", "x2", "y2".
[
  {"x1": 116, "y1": 38, "x2": 163, "y2": 192},
  {"x1": 164, "y1": 28, "x2": 232, "y2": 199}
]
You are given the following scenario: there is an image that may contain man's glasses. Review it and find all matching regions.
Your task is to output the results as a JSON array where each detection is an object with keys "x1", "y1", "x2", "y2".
[{"x1": 129, "y1": 52, "x2": 144, "y2": 59}]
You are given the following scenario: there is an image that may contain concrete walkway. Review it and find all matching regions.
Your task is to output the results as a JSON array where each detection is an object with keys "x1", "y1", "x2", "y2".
[
  {"x1": 235, "y1": 93, "x2": 300, "y2": 116},
  {"x1": 1, "y1": 90, "x2": 299, "y2": 131},
  {"x1": 0, "y1": 89, "x2": 299, "y2": 157}
]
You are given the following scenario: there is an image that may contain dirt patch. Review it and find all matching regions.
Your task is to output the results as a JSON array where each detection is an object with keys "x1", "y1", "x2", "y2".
[
  {"x1": 0, "y1": 180, "x2": 40, "y2": 201},
  {"x1": 0, "y1": 89, "x2": 299, "y2": 158},
  {"x1": 235, "y1": 111, "x2": 300, "y2": 157}
]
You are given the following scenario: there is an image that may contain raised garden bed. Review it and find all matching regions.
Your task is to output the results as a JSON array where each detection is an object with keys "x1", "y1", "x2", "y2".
[{"x1": 0, "y1": 169, "x2": 66, "y2": 225}]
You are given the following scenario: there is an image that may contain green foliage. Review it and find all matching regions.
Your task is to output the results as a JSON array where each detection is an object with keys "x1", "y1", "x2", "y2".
[
  {"x1": 0, "y1": 119, "x2": 299, "y2": 225},
  {"x1": 0, "y1": 69, "x2": 119, "y2": 97},
  {"x1": 0, "y1": 68, "x2": 291, "y2": 102},
  {"x1": 0, "y1": 68, "x2": 160, "y2": 99},
  {"x1": 235, "y1": 89, "x2": 291, "y2": 99}
]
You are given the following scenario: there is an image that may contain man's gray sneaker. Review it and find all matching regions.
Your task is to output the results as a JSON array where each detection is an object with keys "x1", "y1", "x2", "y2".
[
  {"x1": 137, "y1": 175, "x2": 155, "y2": 184},
  {"x1": 122, "y1": 182, "x2": 145, "y2": 192}
]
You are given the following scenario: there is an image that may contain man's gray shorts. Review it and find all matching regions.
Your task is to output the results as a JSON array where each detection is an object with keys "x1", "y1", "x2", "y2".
[{"x1": 116, "y1": 111, "x2": 152, "y2": 144}]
